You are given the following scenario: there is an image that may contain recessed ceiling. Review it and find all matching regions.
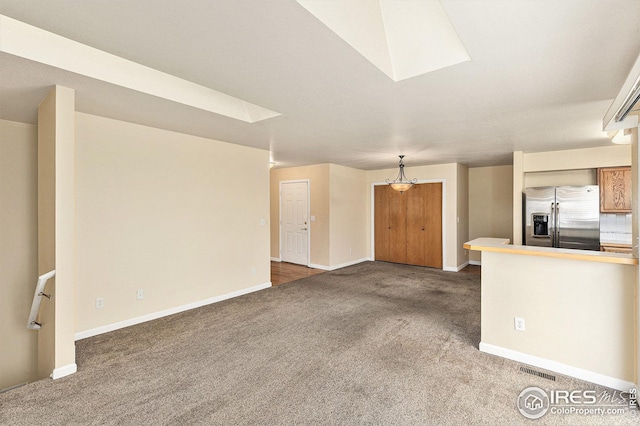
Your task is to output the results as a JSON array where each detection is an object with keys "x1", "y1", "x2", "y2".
[{"x1": 0, "y1": 0, "x2": 639, "y2": 170}]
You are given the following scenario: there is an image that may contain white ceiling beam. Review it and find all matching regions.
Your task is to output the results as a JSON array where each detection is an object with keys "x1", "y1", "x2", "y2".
[{"x1": 0, "y1": 15, "x2": 280, "y2": 123}]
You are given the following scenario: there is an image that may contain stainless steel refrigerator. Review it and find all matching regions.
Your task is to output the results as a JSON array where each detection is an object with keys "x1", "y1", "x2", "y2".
[{"x1": 524, "y1": 186, "x2": 600, "y2": 251}]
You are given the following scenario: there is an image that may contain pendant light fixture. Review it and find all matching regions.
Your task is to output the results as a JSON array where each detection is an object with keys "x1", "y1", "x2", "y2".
[{"x1": 386, "y1": 155, "x2": 417, "y2": 193}]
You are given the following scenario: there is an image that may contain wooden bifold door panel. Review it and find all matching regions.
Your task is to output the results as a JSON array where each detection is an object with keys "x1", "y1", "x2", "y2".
[{"x1": 374, "y1": 183, "x2": 442, "y2": 268}]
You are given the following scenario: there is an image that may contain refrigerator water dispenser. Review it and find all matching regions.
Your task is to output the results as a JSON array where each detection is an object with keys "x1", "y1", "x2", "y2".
[{"x1": 532, "y1": 213, "x2": 549, "y2": 237}]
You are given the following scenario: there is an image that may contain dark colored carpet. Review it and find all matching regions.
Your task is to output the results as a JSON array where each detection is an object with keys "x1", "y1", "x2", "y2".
[{"x1": 0, "y1": 261, "x2": 635, "y2": 425}]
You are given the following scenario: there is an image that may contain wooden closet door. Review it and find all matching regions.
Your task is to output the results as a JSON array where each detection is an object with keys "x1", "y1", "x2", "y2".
[
  {"x1": 406, "y1": 183, "x2": 442, "y2": 268},
  {"x1": 406, "y1": 184, "x2": 426, "y2": 266},
  {"x1": 423, "y1": 183, "x2": 443, "y2": 268},
  {"x1": 374, "y1": 183, "x2": 441, "y2": 268},
  {"x1": 374, "y1": 185, "x2": 391, "y2": 261},
  {"x1": 387, "y1": 187, "x2": 407, "y2": 264}
]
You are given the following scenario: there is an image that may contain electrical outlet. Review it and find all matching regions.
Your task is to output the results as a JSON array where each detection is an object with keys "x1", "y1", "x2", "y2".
[
  {"x1": 251, "y1": 267, "x2": 256, "y2": 275},
  {"x1": 514, "y1": 317, "x2": 526, "y2": 331},
  {"x1": 136, "y1": 289, "x2": 144, "y2": 300},
  {"x1": 96, "y1": 297, "x2": 104, "y2": 309}
]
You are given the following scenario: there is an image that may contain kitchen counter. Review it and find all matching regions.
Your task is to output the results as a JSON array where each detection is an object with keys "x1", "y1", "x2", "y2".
[
  {"x1": 464, "y1": 236, "x2": 637, "y2": 391},
  {"x1": 464, "y1": 238, "x2": 637, "y2": 265}
]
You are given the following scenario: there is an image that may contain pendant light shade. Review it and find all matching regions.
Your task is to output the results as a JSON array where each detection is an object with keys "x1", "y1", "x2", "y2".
[{"x1": 386, "y1": 155, "x2": 417, "y2": 193}]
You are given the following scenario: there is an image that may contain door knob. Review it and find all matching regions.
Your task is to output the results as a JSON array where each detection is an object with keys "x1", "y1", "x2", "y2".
[{"x1": 301, "y1": 228, "x2": 307, "y2": 231}]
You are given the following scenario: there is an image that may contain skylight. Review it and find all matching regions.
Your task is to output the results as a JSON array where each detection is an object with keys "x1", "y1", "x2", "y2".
[{"x1": 297, "y1": 0, "x2": 470, "y2": 81}]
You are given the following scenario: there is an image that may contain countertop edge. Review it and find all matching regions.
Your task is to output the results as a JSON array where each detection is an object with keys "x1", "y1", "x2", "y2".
[{"x1": 464, "y1": 238, "x2": 638, "y2": 266}]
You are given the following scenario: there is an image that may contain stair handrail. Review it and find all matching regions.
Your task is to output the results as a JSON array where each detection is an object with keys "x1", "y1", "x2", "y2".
[{"x1": 27, "y1": 270, "x2": 55, "y2": 330}]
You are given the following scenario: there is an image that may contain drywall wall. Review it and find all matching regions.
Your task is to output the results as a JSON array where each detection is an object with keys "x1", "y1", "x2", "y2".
[
  {"x1": 329, "y1": 164, "x2": 369, "y2": 267},
  {"x1": 0, "y1": 120, "x2": 38, "y2": 390},
  {"x1": 37, "y1": 86, "x2": 76, "y2": 380},
  {"x1": 481, "y1": 250, "x2": 636, "y2": 388},
  {"x1": 270, "y1": 164, "x2": 330, "y2": 266},
  {"x1": 456, "y1": 164, "x2": 469, "y2": 268},
  {"x1": 468, "y1": 165, "x2": 513, "y2": 264},
  {"x1": 524, "y1": 145, "x2": 631, "y2": 172},
  {"x1": 512, "y1": 152, "x2": 524, "y2": 244},
  {"x1": 631, "y1": 126, "x2": 639, "y2": 388},
  {"x1": 74, "y1": 113, "x2": 270, "y2": 334},
  {"x1": 524, "y1": 169, "x2": 597, "y2": 188},
  {"x1": 270, "y1": 163, "x2": 368, "y2": 269},
  {"x1": 368, "y1": 163, "x2": 460, "y2": 271}
]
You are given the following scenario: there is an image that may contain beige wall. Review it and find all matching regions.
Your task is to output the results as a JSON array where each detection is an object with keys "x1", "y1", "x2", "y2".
[
  {"x1": 75, "y1": 113, "x2": 270, "y2": 334},
  {"x1": 329, "y1": 164, "x2": 369, "y2": 266},
  {"x1": 37, "y1": 93, "x2": 56, "y2": 380},
  {"x1": 481, "y1": 251, "x2": 636, "y2": 386},
  {"x1": 523, "y1": 145, "x2": 632, "y2": 172},
  {"x1": 273, "y1": 161, "x2": 468, "y2": 270},
  {"x1": 468, "y1": 166, "x2": 513, "y2": 264},
  {"x1": 270, "y1": 164, "x2": 330, "y2": 266},
  {"x1": 631, "y1": 125, "x2": 639, "y2": 388},
  {"x1": 456, "y1": 165, "x2": 469, "y2": 268},
  {"x1": 512, "y1": 152, "x2": 524, "y2": 244},
  {"x1": 37, "y1": 86, "x2": 77, "y2": 380},
  {"x1": 270, "y1": 163, "x2": 369, "y2": 269},
  {"x1": 524, "y1": 169, "x2": 597, "y2": 188},
  {"x1": 0, "y1": 120, "x2": 38, "y2": 390},
  {"x1": 368, "y1": 163, "x2": 462, "y2": 270}
]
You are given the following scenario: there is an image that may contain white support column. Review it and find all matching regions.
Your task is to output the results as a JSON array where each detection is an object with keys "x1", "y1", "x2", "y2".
[
  {"x1": 37, "y1": 86, "x2": 77, "y2": 380},
  {"x1": 512, "y1": 151, "x2": 524, "y2": 245},
  {"x1": 633, "y1": 125, "x2": 640, "y2": 390}
]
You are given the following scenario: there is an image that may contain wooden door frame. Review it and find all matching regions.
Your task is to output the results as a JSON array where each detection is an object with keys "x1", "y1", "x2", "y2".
[
  {"x1": 370, "y1": 179, "x2": 446, "y2": 270},
  {"x1": 279, "y1": 179, "x2": 311, "y2": 266}
]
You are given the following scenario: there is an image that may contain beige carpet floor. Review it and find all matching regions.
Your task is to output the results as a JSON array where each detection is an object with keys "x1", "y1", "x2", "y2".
[{"x1": 0, "y1": 261, "x2": 636, "y2": 425}]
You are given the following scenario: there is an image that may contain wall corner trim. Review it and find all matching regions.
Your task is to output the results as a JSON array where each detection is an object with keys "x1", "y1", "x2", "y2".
[
  {"x1": 444, "y1": 261, "x2": 469, "y2": 272},
  {"x1": 51, "y1": 363, "x2": 77, "y2": 380},
  {"x1": 309, "y1": 258, "x2": 370, "y2": 271},
  {"x1": 74, "y1": 282, "x2": 271, "y2": 341},
  {"x1": 479, "y1": 342, "x2": 635, "y2": 392}
]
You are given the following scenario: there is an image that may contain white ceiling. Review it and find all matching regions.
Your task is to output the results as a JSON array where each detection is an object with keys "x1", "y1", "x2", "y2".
[{"x1": 1, "y1": 0, "x2": 639, "y2": 170}]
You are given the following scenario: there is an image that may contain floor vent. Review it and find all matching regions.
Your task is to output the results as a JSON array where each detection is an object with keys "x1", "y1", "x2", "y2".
[{"x1": 519, "y1": 366, "x2": 556, "y2": 381}]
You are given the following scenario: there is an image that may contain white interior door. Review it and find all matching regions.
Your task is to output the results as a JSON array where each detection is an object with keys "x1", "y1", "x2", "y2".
[{"x1": 281, "y1": 181, "x2": 309, "y2": 265}]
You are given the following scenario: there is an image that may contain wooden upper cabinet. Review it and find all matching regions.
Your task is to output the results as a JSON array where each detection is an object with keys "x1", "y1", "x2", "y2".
[{"x1": 598, "y1": 167, "x2": 631, "y2": 213}]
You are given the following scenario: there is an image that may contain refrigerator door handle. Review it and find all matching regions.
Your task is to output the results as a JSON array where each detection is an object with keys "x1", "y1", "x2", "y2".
[
  {"x1": 550, "y1": 202, "x2": 555, "y2": 247},
  {"x1": 555, "y1": 203, "x2": 560, "y2": 247}
]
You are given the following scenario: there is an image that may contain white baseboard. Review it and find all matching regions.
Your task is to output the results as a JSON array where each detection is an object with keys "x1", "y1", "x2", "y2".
[
  {"x1": 270, "y1": 257, "x2": 281, "y2": 262},
  {"x1": 51, "y1": 363, "x2": 77, "y2": 379},
  {"x1": 469, "y1": 260, "x2": 481, "y2": 266},
  {"x1": 444, "y1": 261, "x2": 469, "y2": 272},
  {"x1": 309, "y1": 258, "x2": 369, "y2": 271},
  {"x1": 479, "y1": 342, "x2": 635, "y2": 392},
  {"x1": 75, "y1": 282, "x2": 272, "y2": 341}
]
